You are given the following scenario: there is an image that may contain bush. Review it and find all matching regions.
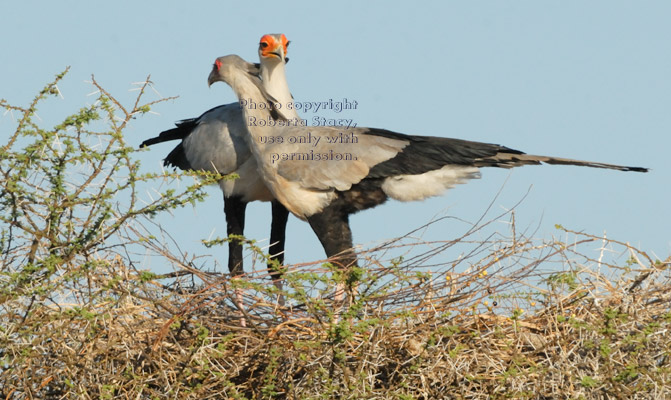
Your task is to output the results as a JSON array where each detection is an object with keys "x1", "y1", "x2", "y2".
[{"x1": 1, "y1": 71, "x2": 670, "y2": 399}]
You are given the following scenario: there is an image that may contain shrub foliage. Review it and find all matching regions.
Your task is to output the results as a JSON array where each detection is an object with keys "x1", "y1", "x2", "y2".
[{"x1": 1, "y1": 71, "x2": 670, "y2": 399}]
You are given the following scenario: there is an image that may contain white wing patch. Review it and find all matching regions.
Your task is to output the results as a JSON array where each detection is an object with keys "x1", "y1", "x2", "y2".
[{"x1": 381, "y1": 165, "x2": 481, "y2": 202}]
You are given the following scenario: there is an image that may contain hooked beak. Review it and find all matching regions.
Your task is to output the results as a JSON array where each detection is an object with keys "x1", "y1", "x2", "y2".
[
  {"x1": 207, "y1": 66, "x2": 219, "y2": 87},
  {"x1": 260, "y1": 43, "x2": 286, "y2": 62},
  {"x1": 264, "y1": 48, "x2": 284, "y2": 62}
]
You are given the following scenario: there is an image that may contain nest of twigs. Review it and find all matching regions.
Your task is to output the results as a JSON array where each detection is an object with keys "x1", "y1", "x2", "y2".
[
  {"x1": 4, "y1": 68, "x2": 667, "y2": 399},
  {"x1": 2, "y1": 219, "x2": 669, "y2": 400}
]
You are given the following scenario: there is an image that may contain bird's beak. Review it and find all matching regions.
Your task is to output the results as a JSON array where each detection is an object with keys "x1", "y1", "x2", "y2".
[
  {"x1": 207, "y1": 67, "x2": 218, "y2": 87},
  {"x1": 265, "y1": 48, "x2": 285, "y2": 62},
  {"x1": 261, "y1": 43, "x2": 286, "y2": 62}
]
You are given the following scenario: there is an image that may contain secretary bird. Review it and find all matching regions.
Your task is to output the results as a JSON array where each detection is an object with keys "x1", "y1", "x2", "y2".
[
  {"x1": 141, "y1": 35, "x2": 299, "y2": 316},
  {"x1": 207, "y1": 54, "x2": 648, "y2": 292}
]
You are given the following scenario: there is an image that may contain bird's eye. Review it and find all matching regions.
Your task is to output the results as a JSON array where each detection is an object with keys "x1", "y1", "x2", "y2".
[{"x1": 259, "y1": 41, "x2": 269, "y2": 49}]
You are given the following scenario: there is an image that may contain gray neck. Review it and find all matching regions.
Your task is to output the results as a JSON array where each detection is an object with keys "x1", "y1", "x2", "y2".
[
  {"x1": 229, "y1": 71, "x2": 278, "y2": 150},
  {"x1": 260, "y1": 61, "x2": 300, "y2": 120}
]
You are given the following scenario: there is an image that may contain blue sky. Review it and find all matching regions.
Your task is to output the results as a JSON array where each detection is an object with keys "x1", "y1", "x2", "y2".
[{"x1": 2, "y1": 1, "x2": 669, "y2": 273}]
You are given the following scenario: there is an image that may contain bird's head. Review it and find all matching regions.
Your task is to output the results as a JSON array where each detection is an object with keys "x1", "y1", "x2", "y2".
[
  {"x1": 207, "y1": 54, "x2": 258, "y2": 87},
  {"x1": 207, "y1": 54, "x2": 280, "y2": 108},
  {"x1": 258, "y1": 33, "x2": 290, "y2": 64}
]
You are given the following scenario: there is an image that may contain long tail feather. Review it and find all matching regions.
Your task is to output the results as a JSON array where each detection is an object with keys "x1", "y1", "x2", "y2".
[
  {"x1": 482, "y1": 152, "x2": 648, "y2": 172},
  {"x1": 139, "y1": 118, "x2": 198, "y2": 148}
]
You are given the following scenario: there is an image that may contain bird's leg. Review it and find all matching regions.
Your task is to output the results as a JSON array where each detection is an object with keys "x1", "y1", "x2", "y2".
[
  {"x1": 307, "y1": 205, "x2": 358, "y2": 321},
  {"x1": 269, "y1": 200, "x2": 289, "y2": 307},
  {"x1": 306, "y1": 206, "x2": 358, "y2": 269},
  {"x1": 224, "y1": 196, "x2": 247, "y2": 276},
  {"x1": 224, "y1": 195, "x2": 248, "y2": 327}
]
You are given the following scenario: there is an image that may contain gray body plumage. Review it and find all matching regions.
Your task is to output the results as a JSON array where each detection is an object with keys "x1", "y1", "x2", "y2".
[
  {"x1": 207, "y1": 54, "x2": 647, "y2": 271},
  {"x1": 208, "y1": 55, "x2": 647, "y2": 220}
]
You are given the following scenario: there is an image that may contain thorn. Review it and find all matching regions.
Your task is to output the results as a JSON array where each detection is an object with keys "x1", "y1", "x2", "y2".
[
  {"x1": 149, "y1": 83, "x2": 163, "y2": 98},
  {"x1": 52, "y1": 133, "x2": 63, "y2": 154},
  {"x1": 54, "y1": 84, "x2": 65, "y2": 99}
]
